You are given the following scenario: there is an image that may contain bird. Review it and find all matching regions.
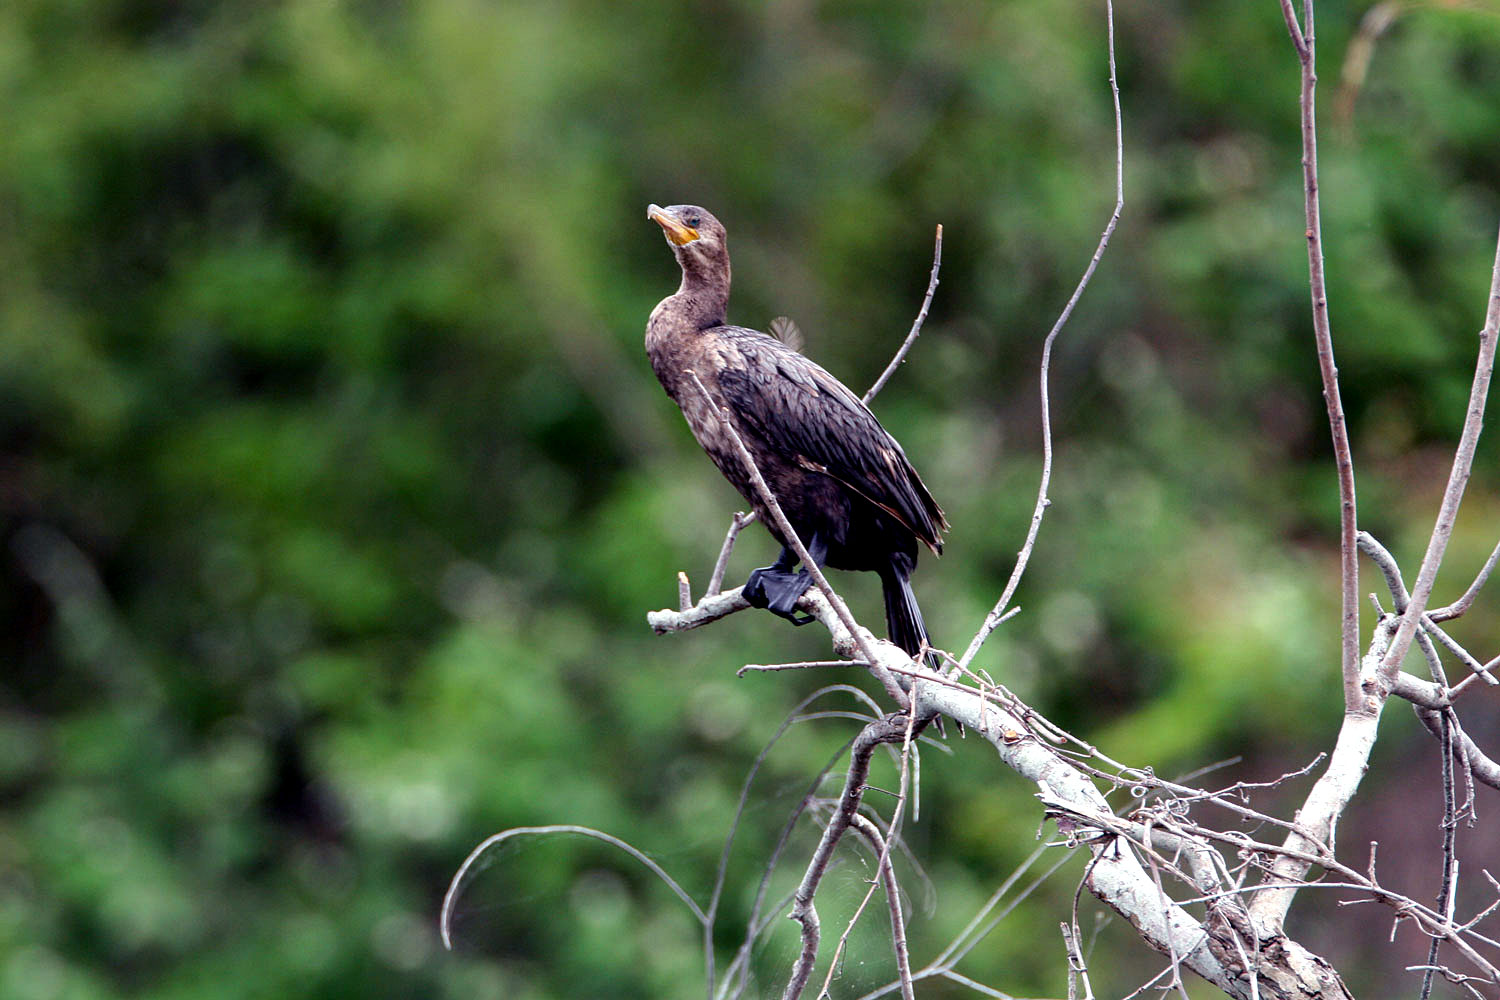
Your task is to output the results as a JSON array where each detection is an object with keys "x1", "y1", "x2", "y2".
[{"x1": 645, "y1": 203, "x2": 948, "y2": 664}]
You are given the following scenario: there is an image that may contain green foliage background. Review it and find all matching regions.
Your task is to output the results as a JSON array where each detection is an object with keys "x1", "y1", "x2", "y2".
[{"x1": 3, "y1": 0, "x2": 1500, "y2": 997}]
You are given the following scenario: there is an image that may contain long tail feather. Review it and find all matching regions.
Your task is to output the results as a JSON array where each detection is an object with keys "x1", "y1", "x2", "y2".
[
  {"x1": 880, "y1": 568, "x2": 933, "y2": 667},
  {"x1": 881, "y1": 567, "x2": 952, "y2": 735}
]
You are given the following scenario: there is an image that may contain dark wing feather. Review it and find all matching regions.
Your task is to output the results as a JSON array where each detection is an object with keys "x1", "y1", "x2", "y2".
[{"x1": 714, "y1": 325, "x2": 947, "y2": 552}]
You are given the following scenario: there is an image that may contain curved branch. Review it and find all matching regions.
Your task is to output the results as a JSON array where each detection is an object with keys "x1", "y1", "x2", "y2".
[
  {"x1": 1376, "y1": 227, "x2": 1500, "y2": 687},
  {"x1": 848, "y1": 810, "x2": 916, "y2": 1000},
  {"x1": 781, "y1": 714, "x2": 910, "y2": 1000},
  {"x1": 440, "y1": 825, "x2": 708, "y2": 950},
  {"x1": 959, "y1": 0, "x2": 1124, "y2": 670},
  {"x1": 1407, "y1": 694, "x2": 1500, "y2": 792},
  {"x1": 864, "y1": 225, "x2": 943, "y2": 404}
]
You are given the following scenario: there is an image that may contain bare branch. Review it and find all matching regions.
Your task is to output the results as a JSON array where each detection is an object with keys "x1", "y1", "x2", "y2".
[
  {"x1": 921, "y1": 845, "x2": 1071, "y2": 974},
  {"x1": 1427, "y1": 623, "x2": 1496, "y2": 688},
  {"x1": 819, "y1": 709, "x2": 918, "y2": 1000},
  {"x1": 1061, "y1": 920, "x2": 1096, "y2": 1000},
  {"x1": 1376, "y1": 220, "x2": 1500, "y2": 686},
  {"x1": 710, "y1": 685, "x2": 879, "y2": 999},
  {"x1": 1420, "y1": 710, "x2": 1461, "y2": 1000},
  {"x1": 650, "y1": 585, "x2": 754, "y2": 633},
  {"x1": 1406, "y1": 696, "x2": 1500, "y2": 793},
  {"x1": 937, "y1": 970, "x2": 1019, "y2": 999},
  {"x1": 904, "y1": 705, "x2": 1244, "y2": 991},
  {"x1": 959, "y1": 0, "x2": 1124, "y2": 670},
  {"x1": 1248, "y1": 617, "x2": 1395, "y2": 936},
  {"x1": 1279, "y1": 0, "x2": 1363, "y2": 706},
  {"x1": 720, "y1": 735, "x2": 862, "y2": 1000},
  {"x1": 738, "y1": 659, "x2": 867, "y2": 675},
  {"x1": 1277, "y1": 0, "x2": 1308, "y2": 58},
  {"x1": 1359, "y1": 531, "x2": 1496, "y2": 687},
  {"x1": 1429, "y1": 536, "x2": 1500, "y2": 623},
  {"x1": 864, "y1": 225, "x2": 944, "y2": 404},
  {"x1": 1250, "y1": 7, "x2": 1500, "y2": 937},
  {"x1": 707, "y1": 511, "x2": 757, "y2": 596},
  {"x1": 1334, "y1": 1, "x2": 1400, "y2": 129},
  {"x1": 660, "y1": 576, "x2": 1385, "y2": 994},
  {"x1": 441, "y1": 824, "x2": 708, "y2": 950},
  {"x1": 849, "y1": 808, "x2": 916, "y2": 1000},
  {"x1": 781, "y1": 714, "x2": 910, "y2": 1000}
]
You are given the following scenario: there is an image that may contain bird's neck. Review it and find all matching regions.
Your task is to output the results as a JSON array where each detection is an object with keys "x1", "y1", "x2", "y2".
[
  {"x1": 646, "y1": 270, "x2": 730, "y2": 400},
  {"x1": 670, "y1": 265, "x2": 729, "y2": 329}
]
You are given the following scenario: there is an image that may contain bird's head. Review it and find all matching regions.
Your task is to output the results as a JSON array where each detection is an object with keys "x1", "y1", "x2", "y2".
[{"x1": 648, "y1": 204, "x2": 729, "y2": 283}]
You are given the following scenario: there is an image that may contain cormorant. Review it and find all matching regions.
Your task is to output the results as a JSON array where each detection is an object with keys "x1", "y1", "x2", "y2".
[{"x1": 645, "y1": 204, "x2": 948, "y2": 662}]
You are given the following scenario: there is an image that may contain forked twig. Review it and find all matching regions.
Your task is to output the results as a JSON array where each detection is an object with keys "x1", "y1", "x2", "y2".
[
  {"x1": 711, "y1": 684, "x2": 879, "y2": 1000},
  {"x1": 1376, "y1": 224, "x2": 1500, "y2": 686},
  {"x1": 781, "y1": 715, "x2": 911, "y2": 1000},
  {"x1": 1252, "y1": 0, "x2": 1500, "y2": 937}
]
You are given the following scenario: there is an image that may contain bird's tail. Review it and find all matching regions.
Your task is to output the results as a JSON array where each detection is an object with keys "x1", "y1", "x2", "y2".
[{"x1": 880, "y1": 567, "x2": 936, "y2": 668}]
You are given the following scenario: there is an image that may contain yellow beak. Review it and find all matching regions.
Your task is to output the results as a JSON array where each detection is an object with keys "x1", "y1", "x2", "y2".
[{"x1": 648, "y1": 204, "x2": 699, "y2": 246}]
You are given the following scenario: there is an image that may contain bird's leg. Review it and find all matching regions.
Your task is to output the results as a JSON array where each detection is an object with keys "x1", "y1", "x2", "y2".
[{"x1": 743, "y1": 535, "x2": 826, "y2": 626}]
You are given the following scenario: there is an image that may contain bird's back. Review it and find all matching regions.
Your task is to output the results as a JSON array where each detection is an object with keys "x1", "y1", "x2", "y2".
[{"x1": 703, "y1": 324, "x2": 946, "y2": 557}]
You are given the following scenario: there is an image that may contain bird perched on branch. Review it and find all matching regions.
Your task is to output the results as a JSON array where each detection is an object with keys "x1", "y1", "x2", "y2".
[{"x1": 645, "y1": 203, "x2": 948, "y2": 663}]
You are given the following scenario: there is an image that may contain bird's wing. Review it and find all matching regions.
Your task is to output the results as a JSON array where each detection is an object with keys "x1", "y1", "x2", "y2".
[{"x1": 713, "y1": 326, "x2": 947, "y2": 553}]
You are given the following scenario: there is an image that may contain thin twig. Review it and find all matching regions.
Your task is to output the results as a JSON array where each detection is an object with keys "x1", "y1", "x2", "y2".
[
  {"x1": 1360, "y1": 530, "x2": 1496, "y2": 686},
  {"x1": 1055, "y1": 799, "x2": 1500, "y2": 981},
  {"x1": 720, "y1": 735, "x2": 859, "y2": 1000},
  {"x1": 864, "y1": 225, "x2": 944, "y2": 404},
  {"x1": 848, "y1": 805, "x2": 916, "y2": 999},
  {"x1": 1060, "y1": 921, "x2": 1095, "y2": 1000},
  {"x1": 1277, "y1": 0, "x2": 1308, "y2": 57},
  {"x1": 738, "y1": 659, "x2": 869, "y2": 675},
  {"x1": 959, "y1": 0, "x2": 1124, "y2": 670},
  {"x1": 1334, "y1": 1, "x2": 1400, "y2": 128},
  {"x1": 1406, "y1": 697, "x2": 1500, "y2": 793},
  {"x1": 781, "y1": 715, "x2": 910, "y2": 1000},
  {"x1": 1377, "y1": 218, "x2": 1500, "y2": 685},
  {"x1": 441, "y1": 825, "x2": 708, "y2": 950},
  {"x1": 1422, "y1": 710, "x2": 1460, "y2": 1000},
  {"x1": 850, "y1": 813, "x2": 913, "y2": 974},
  {"x1": 1430, "y1": 536, "x2": 1500, "y2": 622},
  {"x1": 707, "y1": 511, "x2": 757, "y2": 595},
  {"x1": 1428, "y1": 620, "x2": 1497, "y2": 686},
  {"x1": 936, "y1": 969, "x2": 1018, "y2": 999},
  {"x1": 1280, "y1": 0, "x2": 1362, "y2": 707},
  {"x1": 709, "y1": 685, "x2": 876, "y2": 1000}
]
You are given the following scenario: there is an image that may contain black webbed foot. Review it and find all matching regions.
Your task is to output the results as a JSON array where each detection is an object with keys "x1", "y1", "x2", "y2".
[
  {"x1": 743, "y1": 537, "x2": 826, "y2": 627},
  {"x1": 743, "y1": 566, "x2": 815, "y2": 625}
]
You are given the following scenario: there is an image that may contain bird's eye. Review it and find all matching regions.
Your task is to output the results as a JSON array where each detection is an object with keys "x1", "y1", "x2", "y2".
[{"x1": 687, "y1": 216, "x2": 701, "y2": 228}]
